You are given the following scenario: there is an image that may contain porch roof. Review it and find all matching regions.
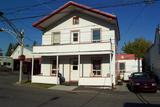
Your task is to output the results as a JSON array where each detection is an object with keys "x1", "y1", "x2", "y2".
[{"x1": 33, "y1": 50, "x2": 113, "y2": 56}]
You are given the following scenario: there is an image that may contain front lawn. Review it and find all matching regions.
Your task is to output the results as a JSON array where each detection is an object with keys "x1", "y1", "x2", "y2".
[{"x1": 19, "y1": 80, "x2": 55, "y2": 89}]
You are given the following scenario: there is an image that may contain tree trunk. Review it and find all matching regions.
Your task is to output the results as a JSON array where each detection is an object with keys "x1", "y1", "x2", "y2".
[{"x1": 138, "y1": 58, "x2": 140, "y2": 72}]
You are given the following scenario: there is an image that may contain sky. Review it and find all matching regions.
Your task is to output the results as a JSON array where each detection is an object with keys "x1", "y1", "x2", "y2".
[{"x1": 0, "y1": 0, "x2": 160, "y2": 54}]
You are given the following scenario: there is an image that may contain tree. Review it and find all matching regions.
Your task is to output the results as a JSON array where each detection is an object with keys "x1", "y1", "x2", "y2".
[
  {"x1": 5, "y1": 43, "x2": 14, "y2": 56},
  {"x1": 122, "y1": 38, "x2": 151, "y2": 58},
  {"x1": 5, "y1": 43, "x2": 19, "y2": 56},
  {"x1": 32, "y1": 40, "x2": 38, "y2": 46},
  {"x1": 0, "y1": 48, "x2": 3, "y2": 56},
  {"x1": 122, "y1": 38, "x2": 151, "y2": 72},
  {"x1": 25, "y1": 44, "x2": 30, "y2": 47}
]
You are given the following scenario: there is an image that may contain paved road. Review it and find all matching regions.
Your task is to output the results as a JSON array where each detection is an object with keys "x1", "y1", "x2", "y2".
[{"x1": 0, "y1": 72, "x2": 160, "y2": 107}]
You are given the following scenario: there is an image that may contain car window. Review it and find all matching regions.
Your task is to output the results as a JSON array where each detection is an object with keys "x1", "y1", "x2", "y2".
[{"x1": 132, "y1": 73, "x2": 150, "y2": 79}]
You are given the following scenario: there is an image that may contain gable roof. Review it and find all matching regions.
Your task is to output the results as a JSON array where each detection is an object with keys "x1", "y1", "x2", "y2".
[
  {"x1": 32, "y1": 1, "x2": 117, "y2": 30},
  {"x1": 116, "y1": 54, "x2": 143, "y2": 60},
  {"x1": 116, "y1": 54, "x2": 136, "y2": 60},
  {"x1": 10, "y1": 46, "x2": 33, "y2": 59}
]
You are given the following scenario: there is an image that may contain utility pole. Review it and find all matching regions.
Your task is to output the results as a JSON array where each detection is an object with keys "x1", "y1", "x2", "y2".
[
  {"x1": 19, "y1": 31, "x2": 24, "y2": 83},
  {"x1": 0, "y1": 11, "x2": 25, "y2": 84}
]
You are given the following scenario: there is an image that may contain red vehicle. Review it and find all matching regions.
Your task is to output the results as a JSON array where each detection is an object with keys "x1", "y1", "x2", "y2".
[{"x1": 128, "y1": 72, "x2": 157, "y2": 92}]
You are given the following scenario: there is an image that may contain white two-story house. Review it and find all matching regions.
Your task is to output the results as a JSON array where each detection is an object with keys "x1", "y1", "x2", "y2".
[{"x1": 31, "y1": 1, "x2": 120, "y2": 87}]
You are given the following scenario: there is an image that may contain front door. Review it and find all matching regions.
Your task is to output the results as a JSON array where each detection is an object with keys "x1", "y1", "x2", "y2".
[{"x1": 70, "y1": 58, "x2": 79, "y2": 81}]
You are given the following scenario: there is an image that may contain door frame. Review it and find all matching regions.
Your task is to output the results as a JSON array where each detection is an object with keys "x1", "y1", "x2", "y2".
[{"x1": 69, "y1": 57, "x2": 79, "y2": 81}]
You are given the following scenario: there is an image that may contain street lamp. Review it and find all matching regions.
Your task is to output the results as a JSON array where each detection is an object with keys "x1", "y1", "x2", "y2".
[{"x1": 0, "y1": 11, "x2": 24, "y2": 84}]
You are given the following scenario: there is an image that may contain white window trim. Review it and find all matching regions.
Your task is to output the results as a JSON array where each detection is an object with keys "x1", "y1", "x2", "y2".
[
  {"x1": 91, "y1": 58, "x2": 102, "y2": 77},
  {"x1": 92, "y1": 28, "x2": 101, "y2": 43},
  {"x1": 71, "y1": 31, "x2": 80, "y2": 44},
  {"x1": 52, "y1": 32, "x2": 61, "y2": 45}
]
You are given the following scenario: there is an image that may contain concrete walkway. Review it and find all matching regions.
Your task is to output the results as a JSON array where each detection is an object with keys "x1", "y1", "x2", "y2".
[
  {"x1": 114, "y1": 83, "x2": 130, "y2": 92},
  {"x1": 48, "y1": 85, "x2": 78, "y2": 91}
]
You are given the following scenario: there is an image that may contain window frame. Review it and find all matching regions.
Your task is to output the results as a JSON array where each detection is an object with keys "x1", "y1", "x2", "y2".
[
  {"x1": 73, "y1": 32, "x2": 78, "y2": 42},
  {"x1": 51, "y1": 32, "x2": 61, "y2": 45},
  {"x1": 92, "y1": 58, "x2": 102, "y2": 77},
  {"x1": 73, "y1": 16, "x2": 79, "y2": 25},
  {"x1": 71, "y1": 31, "x2": 80, "y2": 43},
  {"x1": 51, "y1": 59, "x2": 57, "y2": 76},
  {"x1": 119, "y1": 62, "x2": 126, "y2": 73},
  {"x1": 72, "y1": 59, "x2": 78, "y2": 71},
  {"x1": 92, "y1": 28, "x2": 101, "y2": 43}
]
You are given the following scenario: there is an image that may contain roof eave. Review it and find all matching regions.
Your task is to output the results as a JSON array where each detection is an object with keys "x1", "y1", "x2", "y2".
[{"x1": 32, "y1": 1, "x2": 117, "y2": 30}]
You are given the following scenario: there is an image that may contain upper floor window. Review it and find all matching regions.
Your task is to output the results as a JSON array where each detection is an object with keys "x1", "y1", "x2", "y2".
[
  {"x1": 92, "y1": 29, "x2": 101, "y2": 43},
  {"x1": 52, "y1": 32, "x2": 60, "y2": 44},
  {"x1": 71, "y1": 31, "x2": 79, "y2": 43},
  {"x1": 73, "y1": 16, "x2": 79, "y2": 25}
]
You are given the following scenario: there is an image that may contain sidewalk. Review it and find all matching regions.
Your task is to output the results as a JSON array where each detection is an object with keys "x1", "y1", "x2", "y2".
[
  {"x1": 114, "y1": 82, "x2": 130, "y2": 92},
  {"x1": 47, "y1": 83, "x2": 160, "y2": 93},
  {"x1": 48, "y1": 85, "x2": 78, "y2": 91},
  {"x1": 73, "y1": 86, "x2": 112, "y2": 93}
]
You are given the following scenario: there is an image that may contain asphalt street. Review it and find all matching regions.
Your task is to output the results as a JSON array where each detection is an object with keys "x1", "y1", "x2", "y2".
[{"x1": 0, "y1": 72, "x2": 160, "y2": 107}]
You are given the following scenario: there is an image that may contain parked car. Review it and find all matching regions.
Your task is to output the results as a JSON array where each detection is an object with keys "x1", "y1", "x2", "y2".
[
  {"x1": 0, "y1": 66, "x2": 12, "y2": 72},
  {"x1": 128, "y1": 72, "x2": 157, "y2": 92}
]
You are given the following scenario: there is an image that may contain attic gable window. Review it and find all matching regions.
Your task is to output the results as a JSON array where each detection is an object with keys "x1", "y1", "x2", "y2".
[{"x1": 73, "y1": 16, "x2": 79, "y2": 25}]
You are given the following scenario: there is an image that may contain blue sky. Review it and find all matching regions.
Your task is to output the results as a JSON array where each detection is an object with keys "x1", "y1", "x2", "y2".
[{"x1": 0, "y1": 0, "x2": 160, "y2": 54}]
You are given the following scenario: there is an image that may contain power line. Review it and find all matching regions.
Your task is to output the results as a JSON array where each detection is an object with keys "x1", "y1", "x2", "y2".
[
  {"x1": 2, "y1": 0, "x2": 160, "y2": 22},
  {"x1": 125, "y1": 5, "x2": 146, "y2": 36},
  {"x1": 3, "y1": 0, "x2": 69, "y2": 15},
  {"x1": 9, "y1": 14, "x2": 46, "y2": 21},
  {"x1": 4, "y1": 0, "x2": 160, "y2": 16},
  {"x1": 2, "y1": 0, "x2": 55, "y2": 12}
]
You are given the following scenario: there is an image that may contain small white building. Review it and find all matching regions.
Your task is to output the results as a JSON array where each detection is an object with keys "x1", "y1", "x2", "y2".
[
  {"x1": 10, "y1": 46, "x2": 40, "y2": 74},
  {"x1": 116, "y1": 54, "x2": 142, "y2": 81},
  {"x1": 31, "y1": 1, "x2": 120, "y2": 87},
  {"x1": 144, "y1": 25, "x2": 160, "y2": 83}
]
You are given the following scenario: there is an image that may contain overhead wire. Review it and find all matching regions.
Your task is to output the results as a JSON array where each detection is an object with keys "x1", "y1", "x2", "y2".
[
  {"x1": 2, "y1": 0, "x2": 160, "y2": 22},
  {"x1": 125, "y1": 5, "x2": 146, "y2": 36},
  {"x1": 0, "y1": 0, "x2": 159, "y2": 45}
]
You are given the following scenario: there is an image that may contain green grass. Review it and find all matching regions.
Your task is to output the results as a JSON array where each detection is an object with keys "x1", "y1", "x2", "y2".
[
  {"x1": 61, "y1": 82, "x2": 78, "y2": 86},
  {"x1": 20, "y1": 80, "x2": 55, "y2": 89}
]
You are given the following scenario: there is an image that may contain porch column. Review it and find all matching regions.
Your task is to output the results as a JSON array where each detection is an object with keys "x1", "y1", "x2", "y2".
[
  {"x1": 78, "y1": 55, "x2": 81, "y2": 78},
  {"x1": 56, "y1": 56, "x2": 59, "y2": 84},
  {"x1": 109, "y1": 53, "x2": 113, "y2": 85},
  {"x1": 109, "y1": 54, "x2": 111, "y2": 74},
  {"x1": 31, "y1": 56, "x2": 34, "y2": 81}
]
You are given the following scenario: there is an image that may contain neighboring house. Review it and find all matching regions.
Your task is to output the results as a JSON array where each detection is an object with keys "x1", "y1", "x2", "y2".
[
  {"x1": 31, "y1": 1, "x2": 120, "y2": 87},
  {"x1": 0, "y1": 56, "x2": 13, "y2": 70},
  {"x1": 10, "y1": 46, "x2": 40, "y2": 74},
  {"x1": 116, "y1": 54, "x2": 142, "y2": 81},
  {"x1": 144, "y1": 25, "x2": 160, "y2": 83}
]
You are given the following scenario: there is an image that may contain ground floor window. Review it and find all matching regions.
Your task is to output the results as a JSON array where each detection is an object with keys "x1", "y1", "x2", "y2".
[
  {"x1": 119, "y1": 62, "x2": 126, "y2": 80},
  {"x1": 51, "y1": 59, "x2": 57, "y2": 75},
  {"x1": 119, "y1": 62, "x2": 125, "y2": 73},
  {"x1": 92, "y1": 59, "x2": 101, "y2": 76},
  {"x1": 72, "y1": 59, "x2": 78, "y2": 70}
]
